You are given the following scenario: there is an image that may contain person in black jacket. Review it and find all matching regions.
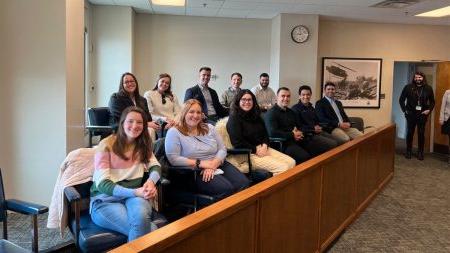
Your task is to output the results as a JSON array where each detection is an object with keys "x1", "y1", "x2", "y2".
[
  {"x1": 226, "y1": 89, "x2": 295, "y2": 175},
  {"x1": 109, "y1": 72, "x2": 160, "y2": 137},
  {"x1": 315, "y1": 82, "x2": 363, "y2": 144},
  {"x1": 399, "y1": 72, "x2": 435, "y2": 160},
  {"x1": 184, "y1": 67, "x2": 228, "y2": 124},
  {"x1": 264, "y1": 87, "x2": 334, "y2": 164},
  {"x1": 292, "y1": 85, "x2": 340, "y2": 146}
]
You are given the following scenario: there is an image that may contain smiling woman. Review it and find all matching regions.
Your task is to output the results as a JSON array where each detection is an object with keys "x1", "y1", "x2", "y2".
[{"x1": 164, "y1": 99, "x2": 250, "y2": 201}]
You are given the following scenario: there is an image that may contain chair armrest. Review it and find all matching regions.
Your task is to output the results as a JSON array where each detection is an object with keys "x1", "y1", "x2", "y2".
[
  {"x1": 227, "y1": 148, "x2": 252, "y2": 155},
  {"x1": 160, "y1": 178, "x2": 170, "y2": 186},
  {"x1": 86, "y1": 125, "x2": 113, "y2": 132},
  {"x1": 64, "y1": 186, "x2": 82, "y2": 203},
  {"x1": 269, "y1": 137, "x2": 286, "y2": 142},
  {"x1": 6, "y1": 199, "x2": 48, "y2": 215},
  {"x1": 169, "y1": 165, "x2": 201, "y2": 172}
]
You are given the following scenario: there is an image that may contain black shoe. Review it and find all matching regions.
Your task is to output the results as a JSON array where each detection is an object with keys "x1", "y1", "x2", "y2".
[
  {"x1": 405, "y1": 151, "x2": 412, "y2": 159},
  {"x1": 417, "y1": 151, "x2": 424, "y2": 161}
]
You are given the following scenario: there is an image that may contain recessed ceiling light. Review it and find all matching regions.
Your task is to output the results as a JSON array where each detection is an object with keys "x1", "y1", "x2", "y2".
[
  {"x1": 416, "y1": 6, "x2": 450, "y2": 17},
  {"x1": 152, "y1": 0, "x2": 185, "y2": 7}
]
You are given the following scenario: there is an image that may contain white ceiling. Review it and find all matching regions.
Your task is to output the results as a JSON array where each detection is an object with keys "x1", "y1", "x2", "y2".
[{"x1": 88, "y1": 0, "x2": 450, "y2": 25}]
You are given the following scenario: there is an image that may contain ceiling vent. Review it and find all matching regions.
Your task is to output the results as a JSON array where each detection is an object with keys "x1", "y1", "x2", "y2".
[{"x1": 371, "y1": 0, "x2": 421, "y2": 9}]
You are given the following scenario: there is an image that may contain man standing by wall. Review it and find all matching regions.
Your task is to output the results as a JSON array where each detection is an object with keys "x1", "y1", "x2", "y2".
[
  {"x1": 184, "y1": 67, "x2": 228, "y2": 124},
  {"x1": 399, "y1": 72, "x2": 435, "y2": 160},
  {"x1": 251, "y1": 73, "x2": 277, "y2": 112}
]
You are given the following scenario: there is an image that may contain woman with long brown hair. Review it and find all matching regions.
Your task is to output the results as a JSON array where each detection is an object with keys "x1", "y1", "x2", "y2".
[{"x1": 90, "y1": 106, "x2": 161, "y2": 241}]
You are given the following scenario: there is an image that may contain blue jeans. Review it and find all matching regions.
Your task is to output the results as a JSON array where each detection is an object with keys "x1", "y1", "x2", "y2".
[{"x1": 91, "y1": 197, "x2": 157, "y2": 241}]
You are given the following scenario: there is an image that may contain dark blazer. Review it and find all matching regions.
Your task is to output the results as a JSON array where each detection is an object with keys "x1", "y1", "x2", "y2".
[
  {"x1": 108, "y1": 92, "x2": 152, "y2": 129},
  {"x1": 315, "y1": 97, "x2": 349, "y2": 133},
  {"x1": 184, "y1": 85, "x2": 228, "y2": 118}
]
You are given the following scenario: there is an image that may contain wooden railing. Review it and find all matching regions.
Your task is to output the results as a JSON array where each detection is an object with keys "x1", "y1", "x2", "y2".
[{"x1": 111, "y1": 124, "x2": 395, "y2": 253}]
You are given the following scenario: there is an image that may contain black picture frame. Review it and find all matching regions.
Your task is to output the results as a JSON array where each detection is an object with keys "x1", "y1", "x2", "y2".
[{"x1": 321, "y1": 57, "x2": 382, "y2": 108}]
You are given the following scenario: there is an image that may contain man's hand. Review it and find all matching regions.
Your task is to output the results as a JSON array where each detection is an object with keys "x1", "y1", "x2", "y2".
[
  {"x1": 293, "y1": 127, "x2": 304, "y2": 141},
  {"x1": 314, "y1": 125, "x2": 322, "y2": 134},
  {"x1": 339, "y1": 122, "x2": 351, "y2": 129},
  {"x1": 421, "y1": 110, "x2": 430, "y2": 115}
]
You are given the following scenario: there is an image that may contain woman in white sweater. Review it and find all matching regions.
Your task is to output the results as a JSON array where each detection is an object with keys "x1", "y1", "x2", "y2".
[
  {"x1": 439, "y1": 89, "x2": 450, "y2": 163},
  {"x1": 144, "y1": 73, "x2": 181, "y2": 137}
]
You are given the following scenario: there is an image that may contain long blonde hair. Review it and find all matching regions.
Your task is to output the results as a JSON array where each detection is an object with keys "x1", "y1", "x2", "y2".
[{"x1": 175, "y1": 99, "x2": 209, "y2": 136}]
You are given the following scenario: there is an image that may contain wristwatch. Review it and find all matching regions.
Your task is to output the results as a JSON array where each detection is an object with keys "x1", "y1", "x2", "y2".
[{"x1": 195, "y1": 159, "x2": 201, "y2": 169}]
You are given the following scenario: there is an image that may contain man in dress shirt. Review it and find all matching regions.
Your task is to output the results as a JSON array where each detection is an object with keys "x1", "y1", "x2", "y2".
[
  {"x1": 315, "y1": 82, "x2": 363, "y2": 143},
  {"x1": 184, "y1": 67, "x2": 228, "y2": 124},
  {"x1": 221, "y1": 72, "x2": 242, "y2": 108},
  {"x1": 250, "y1": 73, "x2": 277, "y2": 112}
]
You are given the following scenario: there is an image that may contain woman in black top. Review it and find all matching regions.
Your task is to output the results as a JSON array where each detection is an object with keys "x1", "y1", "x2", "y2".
[
  {"x1": 226, "y1": 89, "x2": 295, "y2": 175},
  {"x1": 109, "y1": 72, "x2": 160, "y2": 138}
]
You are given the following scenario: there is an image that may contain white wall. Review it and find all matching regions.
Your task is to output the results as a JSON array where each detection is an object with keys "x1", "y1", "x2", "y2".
[
  {"x1": 271, "y1": 14, "x2": 319, "y2": 105},
  {"x1": 134, "y1": 14, "x2": 271, "y2": 101},
  {"x1": 319, "y1": 20, "x2": 450, "y2": 129},
  {"x1": 0, "y1": 0, "x2": 67, "y2": 204},
  {"x1": 91, "y1": 6, "x2": 134, "y2": 107}
]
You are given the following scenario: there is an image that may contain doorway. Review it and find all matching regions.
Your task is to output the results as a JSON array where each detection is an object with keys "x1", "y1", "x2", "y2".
[{"x1": 392, "y1": 62, "x2": 436, "y2": 153}]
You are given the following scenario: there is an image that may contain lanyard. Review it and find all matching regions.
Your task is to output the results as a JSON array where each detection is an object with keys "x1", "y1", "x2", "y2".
[{"x1": 414, "y1": 86, "x2": 424, "y2": 106}]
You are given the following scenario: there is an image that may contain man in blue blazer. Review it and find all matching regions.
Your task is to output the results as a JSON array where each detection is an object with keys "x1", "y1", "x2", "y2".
[
  {"x1": 315, "y1": 82, "x2": 362, "y2": 144},
  {"x1": 184, "y1": 67, "x2": 228, "y2": 124}
]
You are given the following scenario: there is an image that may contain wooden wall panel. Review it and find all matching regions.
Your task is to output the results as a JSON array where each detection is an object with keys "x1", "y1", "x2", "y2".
[
  {"x1": 259, "y1": 168, "x2": 321, "y2": 253},
  {"x1": 378, "y1": 128, "x2": 395, "y2": 184},
  {"x1": 320, "y1": 150, "x2": 357, "y2": 248},
  {"x1": 434, "y1": 62, "x2": 450, "y2": 147},
  {"x1": 160, "y1": 203, "x2": 257, "y2": 253},
  {"x1": 356, "y1": 138, "x2": 379, "y2": 209}
]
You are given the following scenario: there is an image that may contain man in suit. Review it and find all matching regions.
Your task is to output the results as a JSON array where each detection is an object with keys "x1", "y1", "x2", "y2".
[
  {"x1": 315, "y1": 82, "x2": 363, "y2": 144},
  {"x1": 184, "y1": 67, "x2": 228, "y2": 124}
]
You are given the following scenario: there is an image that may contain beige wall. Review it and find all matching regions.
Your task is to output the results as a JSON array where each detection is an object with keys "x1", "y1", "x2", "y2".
[
  {"x1": 91, "y1": 6, "x2": 134, "y2": 107},
  {"x1": 271, "y1": 14, "x2": 319, "y2": 105},
  {"x1": 319, "y1": 20, "x2": 450, "y2": 128},
  {"x1": 134, "y1": 14, "x2": 271, "y2": 100},
  {"x1": 0, "y1": 0, "x2": 85, "y2": 205}
]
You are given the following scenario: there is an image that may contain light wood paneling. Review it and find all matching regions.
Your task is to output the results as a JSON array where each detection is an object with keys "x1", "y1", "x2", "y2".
[
  {"x1": 161, "y1": 203, "x2": 257, "y2": 253},
  {"x1": 356, "y1": 138, "x2": 379, "y2": 209},
  {"x1": 110, "y1": 124, "x2": 396, "y2": 253},
  {"x1": 378, "y1": 127, "x2": 395, "y2": 184},
  {"x1": 259, "y1": 168, "x2": 321, "y2": 253},
  {"x1": 320, "y1": 150, "x2": 357, "y2": 249},
  {"x1": 434, "y1": 62, "x2": 450, "y2": 147}
]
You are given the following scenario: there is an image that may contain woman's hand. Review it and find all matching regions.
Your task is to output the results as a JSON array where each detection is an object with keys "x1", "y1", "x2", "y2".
[
  {"x1": 439, "y1": 120, "x2": 444, "y2": 126},
  {"x1": 134, "y1": 187, "x2": 147, "y2": 198},
  {"x1": 143, "y1": 180, "x2": 157, "y2": 200},
  {"x1": 148, "y1": 121, "x2": 161, "y2": 130},
  {"x1": 202, "y1": 168, "x2": 215, "y2": 182},
  {"x1": 256, "y1": 144, "x2": 268, "y2": 157},
  {"x1": 166, "y1": 119, "x2": 176, "y2": 129}
]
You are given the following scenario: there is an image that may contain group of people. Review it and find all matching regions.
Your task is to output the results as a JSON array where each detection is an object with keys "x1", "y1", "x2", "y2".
[{"x1": 90, "y1": 66, "x2": 367, "y2": 242}]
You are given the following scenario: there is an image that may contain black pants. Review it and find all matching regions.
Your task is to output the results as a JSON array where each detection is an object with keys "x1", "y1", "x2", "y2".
[{"x1": 405, "y1": 113, "x2": 428, "y2": 152}]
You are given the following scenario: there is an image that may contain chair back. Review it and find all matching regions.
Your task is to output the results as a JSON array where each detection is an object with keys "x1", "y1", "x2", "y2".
[
  {"x1": 348, "y1": 117, "x2": 364, "y2": 132},
  {"x1": 0, "y1": 169, "x2": 6, "y2": 222},
  {"x1": 87, "y1": 107, "x2": 111, "y2": 126}
]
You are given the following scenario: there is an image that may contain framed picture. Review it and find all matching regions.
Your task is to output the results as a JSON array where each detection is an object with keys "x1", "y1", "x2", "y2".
[{"x1": 322, "y1": 57, "x2": 382, "y2": 108}]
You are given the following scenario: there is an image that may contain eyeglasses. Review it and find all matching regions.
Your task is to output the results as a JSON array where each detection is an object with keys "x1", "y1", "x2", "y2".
[{"x1": 240, "y1": 98, "x2": 253, "y2": 103}]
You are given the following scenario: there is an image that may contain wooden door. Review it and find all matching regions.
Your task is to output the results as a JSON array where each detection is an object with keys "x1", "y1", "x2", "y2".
[{"x1": 433, "y1": 62, "x2": 450, "y2": 154}]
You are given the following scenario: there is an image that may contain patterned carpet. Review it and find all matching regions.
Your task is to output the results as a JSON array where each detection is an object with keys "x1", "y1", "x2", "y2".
[
  {"x1": 328, "y1": 153, "x2": 450, "y2": 253},
  {"x1": 2, "y1": 153, "x2": 449, "y2": 252}
]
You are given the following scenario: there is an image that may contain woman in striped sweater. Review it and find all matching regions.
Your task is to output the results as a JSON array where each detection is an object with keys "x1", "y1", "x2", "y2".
[{"x1": 90, "y1": 106, "x2": 161, "y2": 241}]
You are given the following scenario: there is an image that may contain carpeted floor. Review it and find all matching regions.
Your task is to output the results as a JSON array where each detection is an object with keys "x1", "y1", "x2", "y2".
[
  {"x1": 328, "y1": 153, "x2": 450, "y2": 253},
  {"x1": 2, "y1": 153, "x2": 449, "y2": 252}
]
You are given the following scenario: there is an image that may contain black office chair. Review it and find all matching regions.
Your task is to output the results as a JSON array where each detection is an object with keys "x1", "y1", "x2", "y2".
[
  {"x1": 348, "y1": 116, "x2": 374, "y2": 133},
  {"x1": 0, "y1": 168, "x2": 48, "y2": 253},
  {"x1": 64, "y1": 176, "x2": 168, "y2": 253},
  {"x1": 86, "y1": 107, "x2": 114, "y2": 147}
]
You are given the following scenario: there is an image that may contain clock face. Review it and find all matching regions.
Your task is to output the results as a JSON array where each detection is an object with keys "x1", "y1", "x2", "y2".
[{"x1": 291, "y1": 25, "x2": 309, "y2": 43}]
